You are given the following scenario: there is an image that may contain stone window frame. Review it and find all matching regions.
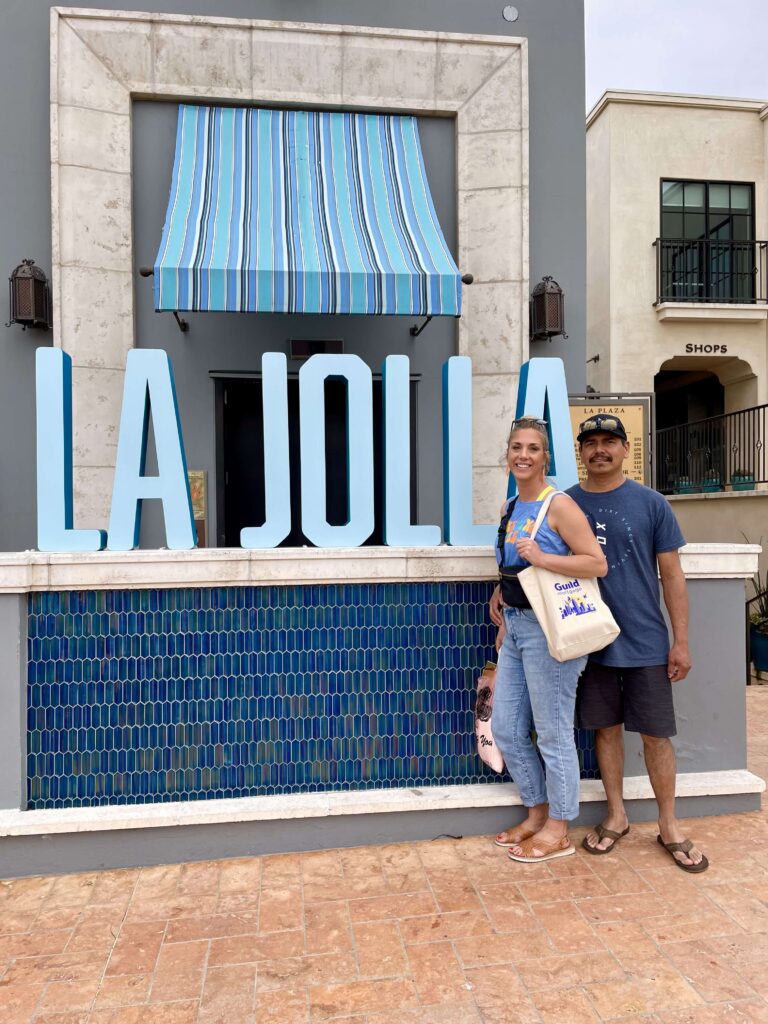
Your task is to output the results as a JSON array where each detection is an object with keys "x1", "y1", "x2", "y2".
[{"x1": 51, "y1": 7, "x2": 528, "y2": 530}]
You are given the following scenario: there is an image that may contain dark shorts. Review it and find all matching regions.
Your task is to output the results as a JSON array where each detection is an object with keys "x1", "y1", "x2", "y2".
[{"x1": 576, "y1": 662, "x2": 677, "y2": 738}]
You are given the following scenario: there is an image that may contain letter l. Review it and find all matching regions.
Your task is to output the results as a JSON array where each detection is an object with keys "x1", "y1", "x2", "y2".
[{"x1": 35, "y1": 348, "x2": 106, "y2": 552}]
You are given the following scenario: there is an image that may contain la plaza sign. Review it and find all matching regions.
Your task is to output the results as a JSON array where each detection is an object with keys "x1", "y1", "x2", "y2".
[{"x1": 36, "y1": 351, "x2": 578, "y2": 553}]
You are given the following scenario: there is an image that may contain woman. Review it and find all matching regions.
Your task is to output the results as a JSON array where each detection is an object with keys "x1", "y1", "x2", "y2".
[{"x1": 491, "y1": 417, "x2": 607, "y2": 863}]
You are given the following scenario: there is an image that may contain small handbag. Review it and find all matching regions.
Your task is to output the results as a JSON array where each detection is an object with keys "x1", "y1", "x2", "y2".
[
  {"x1": 517, "y1": 491, "x2": 620, "y2": 662},
  {"x1": 474, "y1": 661, "x2": 505, "y2": 772}
]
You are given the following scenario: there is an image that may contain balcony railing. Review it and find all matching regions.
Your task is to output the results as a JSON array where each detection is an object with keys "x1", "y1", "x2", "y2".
[
  {"x1": 656, "y1": 404, "x2": 767, "y2": 494},
  {"x1": 655, "y1": 238, "x2": 768, "y2": 304}
]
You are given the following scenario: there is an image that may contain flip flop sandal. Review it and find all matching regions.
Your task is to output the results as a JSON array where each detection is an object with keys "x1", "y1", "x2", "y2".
[
  {"x1": 656, "y1": 835, "x2": 709, "y2": 873},
  {"x1": 507, "y1": 835, "x2": 575, "y2": 864},
  {"x1": 581, "y1": 823, "x2": 630, "y2": 855},
  {"x1": 494, "y1": 826, "x2": 537, "y2": 849}
]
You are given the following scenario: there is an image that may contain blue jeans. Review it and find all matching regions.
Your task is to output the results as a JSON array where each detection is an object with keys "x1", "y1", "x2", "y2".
[{"x1": 492, "y1": 607, "x2": 586, "y2": 821}]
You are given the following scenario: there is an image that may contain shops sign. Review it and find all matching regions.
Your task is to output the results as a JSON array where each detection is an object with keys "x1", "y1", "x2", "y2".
[{"x1": 35, "y1": 350, "x2": 578, "y2": 552}]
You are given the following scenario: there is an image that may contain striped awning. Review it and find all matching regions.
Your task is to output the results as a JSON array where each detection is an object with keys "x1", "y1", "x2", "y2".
[{"x1": 153, "y1": 105, "x2": 462, "y2": 316}]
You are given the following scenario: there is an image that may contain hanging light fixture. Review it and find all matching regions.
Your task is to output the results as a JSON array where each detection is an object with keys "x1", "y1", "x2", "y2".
[
  {"x1": 530, "y1": 275, "x2": 567, "y2": 341},
  {"x1": 8, "y1": 259, "x2": 51, "y2": 330}
]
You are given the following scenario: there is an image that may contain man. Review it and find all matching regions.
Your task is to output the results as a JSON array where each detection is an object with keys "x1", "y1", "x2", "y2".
[{"x1": 567, "y1": 413, "x2": 707, "y2": 871}]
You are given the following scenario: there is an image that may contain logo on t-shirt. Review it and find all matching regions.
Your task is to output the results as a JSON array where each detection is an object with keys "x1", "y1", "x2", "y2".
[{"x1": 591, "y1": 508, "x2": 635, "y2": 571}]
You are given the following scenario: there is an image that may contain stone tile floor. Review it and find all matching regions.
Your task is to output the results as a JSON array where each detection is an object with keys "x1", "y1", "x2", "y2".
[{"x1": 1, "y1": 687, "x2": 767, "y2": 1024}]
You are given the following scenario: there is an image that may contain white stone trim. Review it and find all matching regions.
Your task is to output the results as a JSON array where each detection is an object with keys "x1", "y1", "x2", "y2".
[
  {"x1": 669, "y1": 491, "x2": 767, "y2": 502},
  {"x1": 1, "y1": 770, "x2": 762, "y2": 837},
  {"x1": 587, "y1": 88, "x2": 767, "y2": 129},
  {"x1": 50, "y1": 7, "x2": 529, "y2": 531},
  {"x1": 0, "y1": 543, "x2": 759, "y2": 593},
  {"x1": 655, "y1": 303, "x2": 768, "y2": 324}
]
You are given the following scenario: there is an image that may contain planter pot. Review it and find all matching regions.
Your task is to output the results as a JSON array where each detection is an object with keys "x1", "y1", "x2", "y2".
[
  {"x1": 701, "y1": 483, "x2": 723, "y2": 493},
  {"x1": 673, "y1": 485, "x2": 701, "y2": 495},
  {"x1": 732, "y1": 476, "x2": 755, "y2": 491},
  {"x1": 751, "y1": 626, "x2": 768, "y2": 673}
]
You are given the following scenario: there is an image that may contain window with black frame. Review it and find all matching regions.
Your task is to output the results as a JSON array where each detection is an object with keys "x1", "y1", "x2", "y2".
[{"x1": 659, "y1": 180, "x2": 755, "y2": 302}]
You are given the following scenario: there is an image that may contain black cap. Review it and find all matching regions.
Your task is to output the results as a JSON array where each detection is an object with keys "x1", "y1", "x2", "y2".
[{"x1": 576, "y1": 413, "x2": 628, "y2": 443}]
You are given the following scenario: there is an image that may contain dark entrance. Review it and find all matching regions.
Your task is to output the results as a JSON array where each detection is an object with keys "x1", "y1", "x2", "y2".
[
  {"x1": 654, "y1": 368, "x2": 725, "y2": 491},
  {"x1": 216, "y1": 376, "x2": 418, "y2": 547}
]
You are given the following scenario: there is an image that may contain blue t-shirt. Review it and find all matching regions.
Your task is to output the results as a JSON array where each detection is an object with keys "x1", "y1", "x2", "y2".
[
  {"x1": 497, "y1": 486, "x2": 570, "y2": 569},
  {"x1": 566, "y1": 479, "x2": 685, "y2": 667}
]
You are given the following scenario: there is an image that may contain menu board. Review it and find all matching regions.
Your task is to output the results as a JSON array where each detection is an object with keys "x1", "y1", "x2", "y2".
[{"x1": 569, "y1": 397, "x2": 652, "y2": 486}]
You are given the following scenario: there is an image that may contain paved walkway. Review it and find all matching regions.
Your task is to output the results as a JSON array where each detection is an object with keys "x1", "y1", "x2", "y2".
[{"x1": 1, "y1": 688, "x2": 767, "y2": 1024}]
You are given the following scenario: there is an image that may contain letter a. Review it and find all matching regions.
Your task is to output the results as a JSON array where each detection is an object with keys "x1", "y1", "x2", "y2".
[
  {"x1": 36, "y1": 348, "x2": 106, "y2": 552},
  {"x1": 107, "y1": 350, "x2": 195, "y2": 550},
  {"x1": 510, "y1": 357, "x2": 578, "y2": 495}
]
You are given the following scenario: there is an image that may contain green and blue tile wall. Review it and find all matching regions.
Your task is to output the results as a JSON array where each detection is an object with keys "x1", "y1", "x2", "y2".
[{"x1": 27, "y1": 584, "x2": 598, "y2": 809}]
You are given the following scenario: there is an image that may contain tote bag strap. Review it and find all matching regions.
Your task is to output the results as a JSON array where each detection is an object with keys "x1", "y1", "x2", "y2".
[{"x1": 527, "y1": 488, "x2": 561, "y2": 542}]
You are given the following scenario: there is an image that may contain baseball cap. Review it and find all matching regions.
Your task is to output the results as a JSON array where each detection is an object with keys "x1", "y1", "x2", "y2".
[{"x1": 576, "y1": 413, "x2": 628, "y2": 443}]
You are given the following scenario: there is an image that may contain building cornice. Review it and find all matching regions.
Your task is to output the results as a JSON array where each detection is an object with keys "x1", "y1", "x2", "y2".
[{"x1": 587, "y1": 89, "x2": 768, "y2": 130}]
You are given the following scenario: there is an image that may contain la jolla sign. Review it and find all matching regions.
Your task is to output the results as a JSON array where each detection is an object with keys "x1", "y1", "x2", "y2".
[{"x1": 36, "y1": 350, "x2": 578, "y2": 552}]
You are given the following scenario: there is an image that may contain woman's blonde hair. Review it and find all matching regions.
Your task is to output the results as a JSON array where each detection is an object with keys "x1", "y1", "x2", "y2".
[{"x1": 507, "y1": 417, "x2": 551, "y2": 473}]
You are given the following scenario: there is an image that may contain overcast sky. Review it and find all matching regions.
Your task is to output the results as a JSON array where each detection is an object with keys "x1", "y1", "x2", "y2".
[{"x1": 585, "y1": 0, "x2": 768, "y2": 112}]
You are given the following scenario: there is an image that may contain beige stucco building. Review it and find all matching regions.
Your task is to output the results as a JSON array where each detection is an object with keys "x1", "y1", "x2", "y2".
[
  {"x1": 587, "y1": 90, "x2": 768, "y2": 412},
  {"x1": 587, "y1": 89, "x2": 768, "y2": 567}
]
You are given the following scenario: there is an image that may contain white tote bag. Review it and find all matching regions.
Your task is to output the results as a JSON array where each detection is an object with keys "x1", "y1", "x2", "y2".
[
  {"x1": 517, "y1": 491, "x2": 620, "y2": 662},
  {"x1": 474, "y1": 661, "x2": 505, "y2": 772}
]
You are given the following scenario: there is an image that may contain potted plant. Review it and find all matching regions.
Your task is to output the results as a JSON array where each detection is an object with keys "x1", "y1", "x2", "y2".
[
  {"x1": 673, "y1": 475, "x2": 700, "y2": 495},
  {"x1": 731, "y1": 468, "x2": 756, "y2": 491},
  {"x1": 749, "y1": 571, "x2": 768, "y2": 677},
  {"x1": 701, "y1": 468, "x2": 723, "y2": 493}
]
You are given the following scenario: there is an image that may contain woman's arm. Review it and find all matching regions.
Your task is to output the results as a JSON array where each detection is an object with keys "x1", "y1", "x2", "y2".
[{"x1": 515, "y1": 494, "x2": 608, "y2": 578}]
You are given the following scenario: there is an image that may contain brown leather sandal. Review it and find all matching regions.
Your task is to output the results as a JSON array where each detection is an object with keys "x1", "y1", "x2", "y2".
[
  {"x1": 494, "y1": 826, "x2": 537, "y2": 849},
  {"x1": 507, "y1": 834, "x2": 575, "y2": 863},
  {"x1": 581, "y1": 824, "x2": 630, "y2": 855},
  {"x1": 656, "y1": 835, "x2": 709, "y2": 873}
]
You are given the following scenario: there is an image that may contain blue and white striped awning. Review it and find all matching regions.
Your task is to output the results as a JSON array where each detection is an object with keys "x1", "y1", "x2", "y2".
[{"x1": 153, "y1": 105, "x2": 462, "y2": 316}]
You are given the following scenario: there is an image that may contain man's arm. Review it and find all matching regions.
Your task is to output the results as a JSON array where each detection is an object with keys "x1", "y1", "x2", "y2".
[{"x1": 657, "y1": 549, "x2": 691, "y2": 681}]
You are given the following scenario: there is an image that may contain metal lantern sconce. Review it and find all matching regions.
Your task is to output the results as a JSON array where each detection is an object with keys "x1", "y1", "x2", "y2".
[
  {"x1": 530, "y1": 275, "x2": 567, "y2": 341},
  {"x1": 8, "y1": 259, "x2": 51, "y2": 330}
]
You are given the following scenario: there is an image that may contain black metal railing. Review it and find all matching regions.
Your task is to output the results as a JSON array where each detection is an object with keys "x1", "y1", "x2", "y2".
[
  {"x1": 656, "y1": 404, "x2": 768, "y2": 494},
  {"x1": 655, "y1": 238, "x2": 768, "y2": 304}
]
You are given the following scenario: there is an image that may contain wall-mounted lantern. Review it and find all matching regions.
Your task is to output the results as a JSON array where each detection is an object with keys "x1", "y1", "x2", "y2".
[
  {"x1": 8, "y1": 259, "x2": 51, "y2": 330},
  {"x1": 530, "y1": 275, "x2": 567, "y2": 341}
]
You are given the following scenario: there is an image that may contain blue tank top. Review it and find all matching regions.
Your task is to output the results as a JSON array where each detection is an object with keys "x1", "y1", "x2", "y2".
[{"x1": 497, "y1": 485, "x2": 570, "y2": 568}]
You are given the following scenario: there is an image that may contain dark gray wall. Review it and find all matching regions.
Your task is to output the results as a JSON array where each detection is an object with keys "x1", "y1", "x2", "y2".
[
  {"x1": 132, "y1": 107, "x2": 456, "y2": 546},
  {"x1": 0, "y1": 595, "x2": 26, "y2": 810},
  {"x1": 0, "y1": 0, "x2": 586, "y2": 551},
  {"x1": 624, "y1": 578, "x2": 748, "y2": 775},
  {"x1": 132, "y1": 107, "x2": 456, "y2": 545}
]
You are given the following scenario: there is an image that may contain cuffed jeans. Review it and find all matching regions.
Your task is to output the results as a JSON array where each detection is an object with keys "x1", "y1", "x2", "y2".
[{"x1": 492, "y1": 607, "x2": 586, "y2": 821}]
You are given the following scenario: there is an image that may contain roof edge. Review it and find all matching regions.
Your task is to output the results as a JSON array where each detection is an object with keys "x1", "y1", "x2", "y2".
[{"x1": 587, "y1": 89, "x2": 768, "y2": 129}]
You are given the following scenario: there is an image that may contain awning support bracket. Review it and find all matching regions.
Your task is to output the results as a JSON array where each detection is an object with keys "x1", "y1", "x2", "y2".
[
  {"x1": 139, "y1": 266, "x2": 189, "y2": 333},
  {"x1": 409, "y1": 315, "x2": 433, "y2": 338},
  {"x1": 173, "y1": 311, "x2": 190, "y2": 334}
]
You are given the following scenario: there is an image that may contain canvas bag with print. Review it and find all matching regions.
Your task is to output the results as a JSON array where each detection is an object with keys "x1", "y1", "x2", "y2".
[{"x1": 517, "y1": 491, "x2": 620, "y2": 662}]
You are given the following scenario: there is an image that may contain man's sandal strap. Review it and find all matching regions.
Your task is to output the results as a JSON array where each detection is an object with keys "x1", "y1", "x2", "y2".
[{"x1": 595, "y1": 825, "x2": 627, "y2": 842}]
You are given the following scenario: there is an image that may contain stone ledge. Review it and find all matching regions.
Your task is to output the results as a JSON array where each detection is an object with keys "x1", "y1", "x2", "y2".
[
  {"x1": 1, "y1": 770, "x2": 763, "y2": 836},
  {"x1": 655, "y1": 302, "x2": 768, "y2": 323},
  {"x1": 669, "y1": 490, "x2": 766, "y2": 500},
  {"x1": 0, "y1": 543, "x2": 759, "y2": 592}
]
